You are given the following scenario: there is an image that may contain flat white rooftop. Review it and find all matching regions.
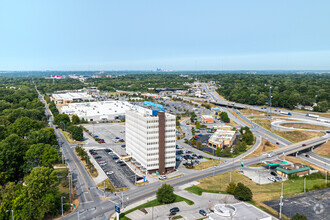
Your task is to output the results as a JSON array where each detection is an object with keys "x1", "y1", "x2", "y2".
[
  {"x1": 52, "y1": 92, "x2": 93, "y2": 101},
  {"x1": 61, "y1": 101, "x2": 133, "y2": 119}
]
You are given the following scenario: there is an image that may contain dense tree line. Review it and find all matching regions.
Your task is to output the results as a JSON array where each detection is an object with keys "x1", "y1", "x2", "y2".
[
  {"x1": 0, "y1": 81, "x2": 63, "y2": 219},
  {"x1": 54, "y1": 114, "x2": 84, "y2": 141},
  {"x1": 88, "y1": 74, "x2": 194, "y2": 92},
  {"x1": 199, "y1": 73, "x2": 329, "y2": 112}
]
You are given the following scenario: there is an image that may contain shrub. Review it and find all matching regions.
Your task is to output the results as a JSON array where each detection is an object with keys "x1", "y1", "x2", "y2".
[
  {"x1": 226, "y1": 182, "x2": 236, "y2": 195},
  {"x1": 292, "y1": 213, "x2": 307, "y2": 220}
]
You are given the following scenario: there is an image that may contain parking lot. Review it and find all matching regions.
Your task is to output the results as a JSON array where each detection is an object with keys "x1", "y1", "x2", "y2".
[
  {"x1": 241, "y1": 166, "x2": 286, "y2": 184},
  {"x1": 264, "y1": 188, "x2": 329, "y2": 220},
  {"x1": 90, "y1": 149, "x2": 140, "y2": 189},
  {"x1": 82, "y1": 123, "x2": 127, "y2": 156}
]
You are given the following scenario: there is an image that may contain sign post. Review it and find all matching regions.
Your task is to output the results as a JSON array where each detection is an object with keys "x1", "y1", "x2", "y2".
[{"x1": 115, "y1": 205, "x2": 120, "y2": 220}]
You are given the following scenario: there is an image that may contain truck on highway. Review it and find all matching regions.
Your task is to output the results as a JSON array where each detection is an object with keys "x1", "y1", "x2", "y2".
[
  {"x1": 317, "y1": 118, "x2": 330, "y2": 123},
  {"x1": 279, "y1": 110, "x2": 292, "y2": 116},
  {"x1": 306, "y1": 113, "x2": 319, "y2": 118}
]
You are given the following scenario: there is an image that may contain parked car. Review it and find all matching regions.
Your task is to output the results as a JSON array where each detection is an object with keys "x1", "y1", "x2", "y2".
[
  {"x1": 120, "y1": 163, "x2": 126, "y2": 166},
  {"x1": 121, "y1": 144, "x2": 126, "y2": 148},
  {"x1": 108, "y1": 152, "x2": 115, "y2": 155},
  {"x1": 270, "y1": 171, "x2": 277, "y2": 176},
  {"x1": 95, "y1": 156, "x2": 102, "y2": 159},
  {"x1": 116, "y1": 160, "x2": 123, "y2": 164},
  {"x1": 100, "y1": 163, "x2": 107, "y2": 166},
  {"x1": 197, "y1": 155, "x2": 203, "y2": 159},
  {"x1": 170, "y1": 207, "x2": 180, "y2": 213},
  {"x1": 104, "y1": 148, "x2": 112, "y2": 152},
  {"x1": 98, "y1": 160, "x2": 105, "y2": 163},
  {"x1": 268, "y1": 176, "x2": 276, "y2": 182},
  {"x1": 106, "y1": 171, "x2": 114, "y2": 175},
  {"x1": 113, "y1": 156, "x2": 119, "y2": 160},
  {"x1": 302, "y1": 144, "x2": 306, "y2": 146},
  {"x1": 275, "y1": 176, "x2": 283, "y2": 181},
  {"x1": 199, "y1": 209, "x2": 207, "y2": 216},
  {"x1": 159, "y1": 175, "x2": 167, "y2": 180},
  {"x1": 91, "y1": 152, "x2": 98, "y2": 155}
]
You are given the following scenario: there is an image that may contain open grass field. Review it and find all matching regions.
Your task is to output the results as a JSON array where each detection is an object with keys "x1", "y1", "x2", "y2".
[
  {"x1": 314, "y1": 141, "x2": 330, "y2": 158},
  {"x1": 97, "y1": 179, "x2": 128, "y2": 192},
  {"x1": 281, "y1": 122, "x2": 329, "y2": 130},
  {"x1": 244, "y1": 139, "x2": 280, "y2": 159},
  {"x1": 251, "y1": 118, "x2": 323, "y2": 143},
  {"x1": 185, "y1": 170, "x2": 327, "y2": 218},
  {"x1": 191, "y1": 159, "x2": 223, "y2": 170}
]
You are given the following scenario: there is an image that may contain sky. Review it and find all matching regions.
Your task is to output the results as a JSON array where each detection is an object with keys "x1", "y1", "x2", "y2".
[{"x1": 0, "y1": 0, "x2": 330, "y2": 71}]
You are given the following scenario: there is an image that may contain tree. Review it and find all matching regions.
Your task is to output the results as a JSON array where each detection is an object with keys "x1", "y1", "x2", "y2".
[
  {"x1": 191, "y1": 139, "x2": 197, "y2": 146},
  {"x1": 191, "y1": 127, "x2": 195, "y2": 135},
  {"x1": 234, "y1": 182, "x2": 253, "y2": 201},
  {"x1": 156, "y1": 184, "x2": 176, "y2": 204},
  {"x1": 215, "y1": 147, "x2": 222, "y2": 156},
  {"x1": 54, "y1": 114, "x2": 70, "y2": 127},
  {"x1": 9, "y1": 116, "x2": 43, "y2": 137},
  {"x1": 291, "y1": 213, "x2": 307, "y2": 220},
  {"x1": 197, "y1": 141, "x2": 202, "y2": 149},
  {"x1": 196, "y1": 121, "x2": 201, "y2": 129},
  {"x1": 226, "y1": 182, "x2": 237, "y2": 195},
  {"x1": 71, "y1": 114, "x2": 80, "y2": 124},
  {"x1": 25, "y1": 143, "x2": 59, "y2": 167},
  {"x1": 28, "y1": 127, "x2": 57, "y2": 145},
  {"x1": 220, "y1": 112, "x2": 230, "y2": 123},
  {"x1": 68, "y1": 125, "x2": 84, "y2": 141},
  {"x1": 15, "y1": 167, "x2": 60, "y2": 220}
]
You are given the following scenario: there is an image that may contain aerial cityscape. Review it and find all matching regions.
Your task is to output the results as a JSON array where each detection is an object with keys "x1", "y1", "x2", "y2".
[{"x1": 0, "y1": 1, "x2": 329, "y2": 220}]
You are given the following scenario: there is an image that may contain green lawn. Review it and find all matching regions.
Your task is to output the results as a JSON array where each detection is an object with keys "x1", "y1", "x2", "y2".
[{"x1": 117, "y1": 194, "x2": 194, "y2": 219}]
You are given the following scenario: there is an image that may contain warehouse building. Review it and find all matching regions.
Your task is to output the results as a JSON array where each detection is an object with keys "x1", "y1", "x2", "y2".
[
  {"x1": 125, "y1": 106, "x2": 176, "y2": 174},
  {"x1": 52, "y1": 92, "x2": 94, "y2": 104},
  {"x1": 60, "y1": 101, "x2": 133, "y2": 122}
]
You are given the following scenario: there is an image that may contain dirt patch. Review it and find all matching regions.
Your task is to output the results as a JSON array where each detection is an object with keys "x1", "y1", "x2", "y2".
[
  {"x1": 244, "y1": 139, "x2": 280, "y2": 159},
  {"x1": 191, "y1": 159, "x2": 223, "y2": 170},
  {"x1": 240, "y1": 109, "x2": 265, "y2": 115},
  {"x1": 281, "y1": 123, "x2": 329, "y2": 130},
  {"x1": 313, "y1": 141, "x2": 330, "y2": 158}
]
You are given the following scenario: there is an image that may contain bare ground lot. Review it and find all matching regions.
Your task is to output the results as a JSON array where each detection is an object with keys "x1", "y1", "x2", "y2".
[
  {"x1": 264, "y1": 188, "x2": 330, "y2": 220},
  {"x1": 314, "y1": 141, "x2": 330, "y2": 158}
]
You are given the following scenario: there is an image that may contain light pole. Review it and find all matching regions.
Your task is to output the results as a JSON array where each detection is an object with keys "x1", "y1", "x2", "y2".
[
  {"x1": 6, "y1": 210, "x2": 14, "y2": 220},
  {"x1": 61, "y1": 196, "x2": 65, "y2": 216},
  {"x1": 279, "y1": 182, "x2": 284, "y2": 219}
]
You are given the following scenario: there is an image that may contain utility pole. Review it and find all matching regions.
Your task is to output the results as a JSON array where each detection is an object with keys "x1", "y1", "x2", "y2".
[{"x1": 279, "y1": 182, "x2": 284, "y2": 219}]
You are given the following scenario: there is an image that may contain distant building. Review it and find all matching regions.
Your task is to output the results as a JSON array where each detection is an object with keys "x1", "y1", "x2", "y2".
[
  {"x1": 51, "y1": 92, "x2": 93, "y2": 104},
  {"x1": 208, "y1": 130, "x2": 237, "y2": 149},
  {"x1": 201, "y1": 115, "x2": 215, "y2": 123},
  {"x1": 276, "y1": 163, "x2": 311, "y2": 178},
  {"x1": 126, "y1": 107, "x2": 176, "y2": 174}
]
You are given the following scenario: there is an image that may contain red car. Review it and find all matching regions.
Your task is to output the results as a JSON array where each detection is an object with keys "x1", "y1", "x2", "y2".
[
  {"x1": 99, "y1": 140, "x2": 105, "y2": 143},
  {"x1": 302, "y1": 144, "x2": 306, "y2": 146},
  {"x1": 91, "y1": 152, "x2": 98, "y2": 155}
]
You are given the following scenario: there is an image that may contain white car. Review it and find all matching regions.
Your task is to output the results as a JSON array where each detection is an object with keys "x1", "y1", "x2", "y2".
[
  {"x1": 159, "y1": 175, "x2": 167, "y2": 180},
  {"x1": 106, "y1": 171, "x2": 114, "y2": 175},
  {"x1": 100, "y1": 162, "x2": 107, "y2": 166},
  {"x1": 268, "y1": 176, "x2": 275, "y2": 182}
]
